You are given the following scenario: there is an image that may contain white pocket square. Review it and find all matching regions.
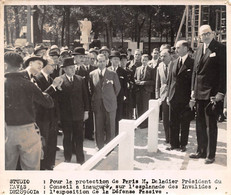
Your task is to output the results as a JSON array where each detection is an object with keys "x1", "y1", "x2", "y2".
[
  {"x1": 209, "y1": 52, "x2": 216, "y2": 57},
  {"x1": 120, "y1": 76, "x2": 124, "y2": 79}
]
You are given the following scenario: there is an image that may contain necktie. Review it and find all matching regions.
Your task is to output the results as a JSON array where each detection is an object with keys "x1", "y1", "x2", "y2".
[
  {"x1": 99, "y1": 70, "x2": 103, "y2": 86},
  {"x1": 164, "y1": 65, "x2": 168, "y2": 78},
  {"x1": 141, "y1": 67, "x2": 145, "y2": 79},
  {"x1": 177, "y1": 59, "x2": 182, "y2": 74}
]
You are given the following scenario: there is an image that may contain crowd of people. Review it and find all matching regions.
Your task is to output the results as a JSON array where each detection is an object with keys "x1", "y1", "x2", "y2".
[{"x1": 4, "y1": 24, "x2": 226, "y2": 170}]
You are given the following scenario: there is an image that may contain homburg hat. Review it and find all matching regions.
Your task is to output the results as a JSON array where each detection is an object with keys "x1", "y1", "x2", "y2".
[
  {"x1": 109, "y1": 51, "x2": 121, "y2": 59},
  {"x1": 24, "y1": 55, "x2": 48, "y2": 68},
  {"x1": 72, "y1": 47, "x2": 86, "y2": 55},
  {"x1": 60, "y1": 57, "x2": 75, "y2": 68}
]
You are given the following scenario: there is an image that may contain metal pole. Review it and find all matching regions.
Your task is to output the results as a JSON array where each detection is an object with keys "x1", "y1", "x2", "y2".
[
  {"x1": 197, "y1": 5, "x2": 202, "y2": 47},
  {"x1": 186, "y1": 5, "x2": 189, "y2": 40},
  {"x1": 191, "y1": 5, "x2": 195, "y2": 49},
  {"x1": 174, "y1": 6, "x2": 187, "y2": 46}
]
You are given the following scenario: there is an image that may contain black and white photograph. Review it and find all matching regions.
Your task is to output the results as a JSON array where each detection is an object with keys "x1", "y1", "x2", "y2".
[{"x1": 0, "y1": 0, "x2": 230, "y2": 194}]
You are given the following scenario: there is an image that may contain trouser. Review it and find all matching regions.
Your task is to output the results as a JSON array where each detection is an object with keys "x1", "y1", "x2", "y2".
[
  {"x1": 61, "y1": 120, "x2": 85, "y2": 164},
  {"x1": 136, "y1": 89, "x2": 151, "y2": 127},
  {"x1": 196, "y1": 100, "x2": 218, "y2": 159},
  {"x1": 37, "y1": 119, "x2": 57, "y2": 170},
  {"x1": 85, "y1": 110, "x2": 94, "y2": 138},
  {"x1": 5, "y1": 123, "x2": 42, "y2": 170},
  {"x1": 94, "y1": 99, "x2": 116, "y2": 150},
  {"x1": 162, "y1": 99, "x2": 170, "y2": 142},
  {"x1": 169, "y1": 102, "x2": 190, "y2": 148}
]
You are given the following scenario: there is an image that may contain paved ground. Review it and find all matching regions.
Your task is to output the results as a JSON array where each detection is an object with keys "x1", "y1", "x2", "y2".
[{"x1": 55, "y1": 120, "x2": 227, "y2": 170}]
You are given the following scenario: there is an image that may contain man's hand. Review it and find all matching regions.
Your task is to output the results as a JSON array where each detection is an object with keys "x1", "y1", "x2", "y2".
[
  {"x1": 191, "y1": 90, "x2": 195, "y2": 100},
  {"x1": 215, "y1": 93, "x2": 224, "y2": 102},
  {"x1": 53, "y1": 77, "x2": 63, "y2": 89},
  {"x1": 189, "y1": 99, "x2": 196, "y2": 110},
  {"x1": 84, "y1": 111, "x2": 89, "y2": 121},
  {"x1": 166, "y1": 97, "x2": 170, "y2": 105}
]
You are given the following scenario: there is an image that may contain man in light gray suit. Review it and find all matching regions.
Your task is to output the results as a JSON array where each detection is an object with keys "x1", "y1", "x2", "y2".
[
  {"x1": 156, "y1": 49, "x2": 173, "y2": 144},
  {"x1": 89, "y1": 54, "x2": 121, "y2": 150}
]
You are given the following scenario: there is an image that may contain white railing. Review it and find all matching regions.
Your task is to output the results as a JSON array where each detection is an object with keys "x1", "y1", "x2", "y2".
[{"x1": 54, "y1": 99, "x2": 160, "y2": 171}]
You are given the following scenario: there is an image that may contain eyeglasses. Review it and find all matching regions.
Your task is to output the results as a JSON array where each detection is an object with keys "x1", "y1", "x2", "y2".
[{"x1": 200, "y1": 32, "x2": 211, "y2": 37}]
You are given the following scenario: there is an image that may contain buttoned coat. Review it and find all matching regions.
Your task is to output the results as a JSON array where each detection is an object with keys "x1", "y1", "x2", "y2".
[
  {"x1": 155, "y1": 61, "x2": 173, "y2": 101},
  {"x1": 89, "y1": 69, "x2": 121, "y2": 113},
  {"x1": 192, "y1": 39, "x2": 226, "y2": 100}
]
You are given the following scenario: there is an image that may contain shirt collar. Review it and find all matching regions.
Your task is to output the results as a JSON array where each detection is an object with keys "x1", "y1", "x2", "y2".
[
  {"x1": 25, "y1": 68, "x2": 33, "y2": 79},
  {"x1": 180, "y1": 53, "x2": 188, "y2": 64},
  {"x1": 65, "y1": 74, "x2": 73, "y2": 81},
  {"x1": 41, "y1": 70, "x2": 49, "y2": 81},
  {"x1": 98, "y1": 68, "x2": 106, "y2": 76}
]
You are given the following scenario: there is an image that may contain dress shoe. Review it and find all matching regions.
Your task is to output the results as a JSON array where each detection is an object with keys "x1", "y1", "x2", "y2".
[
  {"x1": 166, "y1": 146, "x2": 179, "y2": 151},
  {"x1": 189, "y1": 152, "x2": 206, "y2": 159},
  {"x1": 204, "y1": 158, "x2": 215, "y2": 164},
  {"x1": 180, "y1": 146, "x2": 187, "y2": 152}
]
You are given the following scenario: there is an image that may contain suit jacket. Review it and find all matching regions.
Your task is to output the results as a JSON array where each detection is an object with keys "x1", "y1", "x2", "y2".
[
  {"x1": 89, "y1": 69, "x2": 121, "y2": 112},
  {"x1": 155, "y1": 61, "x2": 173, "y2": 101},
  {"x1": 134, "y1": 65, "x2": 155, "y2": 93},
  {"x1": 108, "y1": 66, "x2": 128, "y2": 103},
  {"x1": 167, "y1": 56, "x2": 194, "y2": 104},
  {"x1": 5, "y1": 71, "x2": 54, "y2": 126},
  {"x1": 57, "y1": 74, "x2": 89, "y2": 121},
  {"x1": 34, "y1": 72, "x2": 59, "y2": 123},
  {"x1": 192, "y1": 39, "x2": 226, "y2": 100}
]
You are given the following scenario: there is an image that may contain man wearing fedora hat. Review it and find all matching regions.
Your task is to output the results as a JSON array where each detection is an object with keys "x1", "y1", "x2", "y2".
[
  {"x1": 72, "y1": 47, "x2": 86, "y2": 73},
  {"x1": 49, "y1": 50, "x2": 61, "y2": 79},
  {"x1": 57, "y1": 57, "x2": 89, "y2": 164},
  {"x1": 108, "y1": 51, "x2": 128, "y2": 135},
  {"x1": 89, "y1": 54, "x2": 121, "y2": 150},
  {"x1": 99, "y1": 46, "x2": 111, "y2": 67},
  {"x1": 5, "y1": 52, "x2": 62, "y2": 170},
  {"x1": 34, "y1": 57, "x2": 60, "y2": 170}
]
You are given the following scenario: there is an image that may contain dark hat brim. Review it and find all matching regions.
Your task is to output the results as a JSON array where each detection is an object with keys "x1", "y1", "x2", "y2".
[
  {"x1": 24, "y1": 56, "x2": 47, "y2": 68},
  {"x1": 72, "y1": 52, "x2": 86, "y2": 55}
]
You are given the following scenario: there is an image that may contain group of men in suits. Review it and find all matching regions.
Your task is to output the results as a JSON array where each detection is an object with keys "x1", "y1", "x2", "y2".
[{"x1": 5, "y1": 24, "x2": 226, "y2": 170}]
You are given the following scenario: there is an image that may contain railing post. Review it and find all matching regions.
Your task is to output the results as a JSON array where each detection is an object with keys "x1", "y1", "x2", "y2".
[
  {"x1": 118, "y1": 119, "x2": 135, "y2": 170},
  {"x1": 148, "y1": 100, "x2": 160, "y2": 152}
]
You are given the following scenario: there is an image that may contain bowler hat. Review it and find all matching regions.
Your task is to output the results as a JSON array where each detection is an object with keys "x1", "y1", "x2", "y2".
[
  {"x1": 72, "y1": 47, "x2": 86, "y2": 55},
  {"x1": 205, "y1": 101, "x2": 222, "y2": 118},
  {"x1": 181, "y1": 106, "x2": 195, "y2": 122},
  {"x1": 109, "y1": 51, "x2": 121, "y2": 59},
  {"x1": 60, "y1": 57, "x2": 75, "y2": 68},
  {"x1": 99, "y1": 46, "x2": 110, "y2": 53},
  {"x1": 34, "y1": 45, "x2": 48, "y2": 55},
  {"x1": 24, "y1": 55, "x2": 47, "y2": 68}
]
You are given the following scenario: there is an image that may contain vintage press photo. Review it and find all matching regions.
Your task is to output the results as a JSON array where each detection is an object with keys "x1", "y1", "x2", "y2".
[{"x1": 0, "y1": 0, "x2": 230, "y2": 194}]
